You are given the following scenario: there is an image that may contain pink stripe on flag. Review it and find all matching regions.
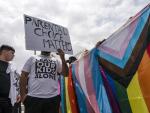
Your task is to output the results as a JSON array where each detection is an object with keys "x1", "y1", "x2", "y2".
[
  {"x1": 75, "y1": 61, "x2": 80, "y2": 85},
  {"x1": 83, "y1": 55, "x2": 100, "y2": 113},
  {"x1": 74, "y1": 60, "x2": 94, "y2": 113},
  {"x1": 99, "y1": 18, "x2": 138, "y2": 59}
]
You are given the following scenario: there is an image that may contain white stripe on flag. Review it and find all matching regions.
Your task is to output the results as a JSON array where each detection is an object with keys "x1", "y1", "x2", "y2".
[{"x1": 78, "y1": 58, "x2": 89, "y2": 98}]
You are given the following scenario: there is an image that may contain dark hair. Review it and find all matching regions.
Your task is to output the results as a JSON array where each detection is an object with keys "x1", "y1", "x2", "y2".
[
  {"x1": 41, "y1": 51, "x2": 50, "y2": 56},
  {"x1": 66, "y1": 56, "x2": 77, "y2": 64},
  {"x1": 0, "y1": 45, "x2": 15, "y2": 53}
]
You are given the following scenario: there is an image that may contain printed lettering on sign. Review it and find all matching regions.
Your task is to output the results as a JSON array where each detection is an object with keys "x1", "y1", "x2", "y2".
[{"x1": 24, "y1": 14, "x2": 73, "y2": 54}]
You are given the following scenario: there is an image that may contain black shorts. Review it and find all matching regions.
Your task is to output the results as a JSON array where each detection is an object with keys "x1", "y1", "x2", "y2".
[{"x1": 23, "y1": 95, "x2": 61, "y2": 113}]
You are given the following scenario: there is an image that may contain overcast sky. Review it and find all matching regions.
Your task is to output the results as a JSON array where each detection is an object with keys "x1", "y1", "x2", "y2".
[{"x1": 0, "y1": 0, "x2": 149, "y2": 72}]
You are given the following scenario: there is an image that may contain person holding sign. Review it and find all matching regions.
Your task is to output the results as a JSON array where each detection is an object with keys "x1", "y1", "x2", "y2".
[{"x1": 20, "y1": 49, "x2": 68, "y2": 113}]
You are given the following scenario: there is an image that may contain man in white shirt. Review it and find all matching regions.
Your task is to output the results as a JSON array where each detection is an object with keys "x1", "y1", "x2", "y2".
[{"x1": 20, "y1": 49, "x2": 68, "y2": 113}]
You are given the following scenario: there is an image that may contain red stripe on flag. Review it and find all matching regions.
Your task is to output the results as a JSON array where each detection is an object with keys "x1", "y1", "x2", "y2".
[
  {"x1": 147, "y1": 43, "x2": 150, "y2": 57},
  {"x1": 68, "y1": 66, "x2": 79, "y2": 113}
]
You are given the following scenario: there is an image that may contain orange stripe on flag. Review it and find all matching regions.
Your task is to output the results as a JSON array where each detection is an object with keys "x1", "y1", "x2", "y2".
[{"x1": 138, "y1": 49, "x2": 150, "y2": 112}]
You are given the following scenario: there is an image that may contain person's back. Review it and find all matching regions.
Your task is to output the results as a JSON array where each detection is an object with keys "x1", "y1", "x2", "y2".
[
  {"x1": 24, "y1": 54, "x2": 61, "y2": 98},
  {"x1": 20, "y1": 49, "x2": 69, "y2": 113}
]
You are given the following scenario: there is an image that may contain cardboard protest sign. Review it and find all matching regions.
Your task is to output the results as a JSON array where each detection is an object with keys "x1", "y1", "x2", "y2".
[{"x1": 24, "y1": 14, "x2": 73, "y2": 54}]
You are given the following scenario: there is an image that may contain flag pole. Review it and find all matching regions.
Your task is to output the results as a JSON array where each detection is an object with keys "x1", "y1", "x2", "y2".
[{"x1": 34, "y1": 50, "x2": 36, "y2": 55}]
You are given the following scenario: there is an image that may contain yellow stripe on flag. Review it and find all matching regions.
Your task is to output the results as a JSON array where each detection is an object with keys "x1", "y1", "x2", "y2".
[
  {"x1": 65, "y1": 77, "x2": 72, "y2": 113},
  {"x1": 127, "y1": 72, "x2": 149, "y2": 113}
]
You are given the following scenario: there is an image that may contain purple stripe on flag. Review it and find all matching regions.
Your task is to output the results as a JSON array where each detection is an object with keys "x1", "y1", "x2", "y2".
[{"x1": 100, "y1": 66, "x2": 121, "y2": 113}]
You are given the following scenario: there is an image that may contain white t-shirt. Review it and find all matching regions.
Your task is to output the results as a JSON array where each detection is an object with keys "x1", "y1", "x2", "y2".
[
  {"x1": 7, "y1": 63, "x2": 20, "y2": 106},
  {"x1": 22, "y1": 55, "x2": 62, "y2": 98}
]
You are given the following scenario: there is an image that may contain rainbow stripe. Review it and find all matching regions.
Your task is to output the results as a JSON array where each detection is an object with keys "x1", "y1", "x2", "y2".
[{"x1": 60, "y1": 3, "x2": 150, "y2": 113}]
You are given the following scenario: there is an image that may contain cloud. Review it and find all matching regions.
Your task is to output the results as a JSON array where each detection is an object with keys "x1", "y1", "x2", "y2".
[{"x1": 0, "y1": 0, "x2": 149, "y2": 71}]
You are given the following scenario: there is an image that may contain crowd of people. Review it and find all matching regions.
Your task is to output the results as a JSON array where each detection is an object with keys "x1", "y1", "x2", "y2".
[
  {"x1": 0, "y1": 40, "x2": 105, "y2": 113},
  {"x1": 0, "y1": 44, "x2": 70, "y2": 113}
]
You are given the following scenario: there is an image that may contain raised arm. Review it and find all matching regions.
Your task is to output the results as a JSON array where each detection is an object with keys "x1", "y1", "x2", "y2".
[{"x1": 57, "y1": 49, "x2": 69, "y2": 77}]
